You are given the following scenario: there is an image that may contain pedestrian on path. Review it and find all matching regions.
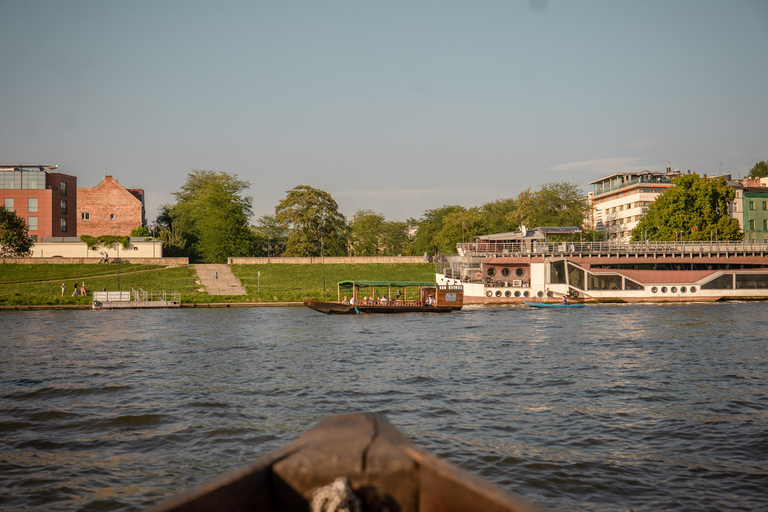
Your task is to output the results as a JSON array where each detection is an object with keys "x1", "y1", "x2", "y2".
[
  {"x1": 61, "y1": 283, "x2": 65, "y2": 296},
  {"x1": 71, "y1": 281, "x2": 79, "y2": 296}
]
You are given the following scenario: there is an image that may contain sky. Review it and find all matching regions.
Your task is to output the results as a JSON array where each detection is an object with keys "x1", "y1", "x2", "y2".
[{"x1": 1, "y1": 0, "x2": 766, "y2": 225}]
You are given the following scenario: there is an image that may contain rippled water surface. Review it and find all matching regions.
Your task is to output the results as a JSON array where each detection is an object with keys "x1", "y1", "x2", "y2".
[{"x1": 1, "y1": 303, "x2": 767, "y2": 511}]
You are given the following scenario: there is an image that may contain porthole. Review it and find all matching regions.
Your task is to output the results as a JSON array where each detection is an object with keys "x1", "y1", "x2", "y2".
[
  {"x1": 486, "y1": 291, "x2": 493, "y2": 297},
  {"x1": 495, "y1": 290, "x2": 502, "y2": 297},
  {"x1": 690, "y1": 286, "x2": 697, "y2": 293},
  {"x1": 515, "y1": 268, "x2": 525, "y2": 277},
  {"x1": 680, "y1": 286, "x2": 687, "y2": 293},
  {"x1": 487, "y1": 268, "x2": 496, "y2": 277},
  {"x1": 537, "y1": 291, "x2": 544, "y2": 298},
  {"x1": 501, "y1": 268, "x2": 511, "y2": 277},
  {"x1": 505, "y1": 291, "x2": 511, "y2": 297},
  {"x1": 651, "y1": 287, "x2": 658, "y2": 293},
  {"x1": 661, "y1": 287, "x2": 667, "y2": 293},
  {"x1": 514, "y1": 291, "x2": 521, "y2": 297},
  {"x1": 670, "y1": 287, "x2": 677, "y2": 293},
  {"x1": 523, "y1": 291, "x2": 530, "y2": 297},
  {"x1": 547, "y1": 291, "x2": 553, "y2": 297}
]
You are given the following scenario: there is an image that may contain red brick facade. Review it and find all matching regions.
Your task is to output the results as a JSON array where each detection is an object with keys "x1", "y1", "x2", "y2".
[
  {"x1": 77, "y1": 176, "x2": 145, "y2": 236},
  {"x1": 0, "y1": 167, "x2": 77, "y2": 240}
]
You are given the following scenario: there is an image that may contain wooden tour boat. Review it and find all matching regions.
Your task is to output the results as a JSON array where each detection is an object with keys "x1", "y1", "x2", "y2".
[
  {"x1": 304, "y1": 280, "x2": 464, "y2": 315},
  {"x1": 145, "y1": 413, "x2": 543, "y2": 512}
]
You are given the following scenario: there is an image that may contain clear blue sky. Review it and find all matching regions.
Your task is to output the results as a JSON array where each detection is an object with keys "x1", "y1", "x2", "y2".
[{"x1": 1, "y1": 0, "x2": 766, "y2": 224}]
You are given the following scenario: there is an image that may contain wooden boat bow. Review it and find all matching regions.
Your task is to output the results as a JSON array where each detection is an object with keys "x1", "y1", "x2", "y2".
[{"x1": 145, "y1": 413, "x2": 543, "y2": 512}]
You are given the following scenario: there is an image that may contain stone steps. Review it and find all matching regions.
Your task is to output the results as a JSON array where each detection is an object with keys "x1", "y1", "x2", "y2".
[{"x1": 194, "y1": 264, "x2": 247, "y2": 295}]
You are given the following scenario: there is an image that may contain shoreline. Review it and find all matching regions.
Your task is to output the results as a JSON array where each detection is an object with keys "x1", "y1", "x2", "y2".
[{"x1": 0, "y1": 302, "x2": 305, "y2": 310}]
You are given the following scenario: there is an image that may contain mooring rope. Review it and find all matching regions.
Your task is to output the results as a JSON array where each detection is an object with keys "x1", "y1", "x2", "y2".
[{"x1": 310, "y1": 477, "x2": 362, "y2": 512}]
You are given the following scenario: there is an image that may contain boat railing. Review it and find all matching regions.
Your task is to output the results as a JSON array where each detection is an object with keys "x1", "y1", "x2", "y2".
[
  {"x1": 131, "y1": 288, "x2": 181, "y2": 302},
  {"x1": 456, "y1": 240, "x2": 768, "y2": 258}
]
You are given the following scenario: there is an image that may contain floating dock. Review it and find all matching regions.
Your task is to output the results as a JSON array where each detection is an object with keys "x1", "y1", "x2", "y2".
[{"x1": 91, "y1": 290, "x2": 181, "y2": 309}]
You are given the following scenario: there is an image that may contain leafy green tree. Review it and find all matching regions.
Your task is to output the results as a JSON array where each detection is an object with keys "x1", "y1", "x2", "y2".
[
  {"x1": 481, "y1": 197, "x2": 518, "y2": 234},
  {"x1": 380, "y1": 220, "x2": 410, "y2": 255},
  {"x1": 434, "y1": 208, "x2": 487, "y2": 253},
  {"x1": 0, "y1": 206, "x2": 33, "y2": 257},
  {"x1": 349, "y1": 209, "x2": 385, "y2": 256},
  {"x1": 631, "y1": 174, "x2": 742, "y2": 241},
  {"x1": 152, "y1": 225, "x2": 188, "y2": 257},
  {"x1": 512, "y1": 182, "x2": 587, "y2": 229},
  {"x1": 130, "y1": 225, "x2": 151, "y2": 237},
  {"x1": 410, "y1": 205, "x2": 466, "y2": 256},
  {"x1": 161, "y1": 170, "x2": 257, "y2": 262},
  {"x1": 251, "y1": 214, "x2": 290, "y2": 256},
  {"x1": 275, "y1": 185, "x2": 347, "y2": 256},
  {"x1": 748, "y1": 160, "x2": 768, "y2": 179}
]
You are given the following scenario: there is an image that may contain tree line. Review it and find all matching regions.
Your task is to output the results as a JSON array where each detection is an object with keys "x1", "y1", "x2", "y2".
[
  {"x1": 2, "y1": 161, "x2": 765, "y2": 260},
  {"x1": 151, "y1": 171, "x2": 593, "y2": 263}
]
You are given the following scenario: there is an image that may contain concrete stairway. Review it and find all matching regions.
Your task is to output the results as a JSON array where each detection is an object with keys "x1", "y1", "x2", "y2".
[{"x1": 194, "y1": 264, "x2": 247, "y2": 296}]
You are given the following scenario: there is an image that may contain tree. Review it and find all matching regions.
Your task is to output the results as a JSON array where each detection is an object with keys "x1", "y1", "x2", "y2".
[
  {"x1": 481, "y1": 197, "x2": 518, "y2": 234},
  {"x1": 130, "y1": 225, "x2": 151, "y2": 237},
  {"x1": 631, "y1": 174, "x2": 742, "y2": 241},
  {"x1": 161, "y1": 170, "x2": 257, "y2": 262},
  {"x1": 512, "y1": 182, "x2": 587, "y2": 229},
  {"x1": 379, "y1": 220, "x2": 410, "y2": 255},
  {"x1": 411, "y1": 205, "x2": 466, "y2": 256},
  {"x1": 274, "y1": 185, "x2": 347, "y2": 256},
  {"x1": 434, "y1": 208, "x2": 487, "y2": 253},
  {"x1": 251, "y1": 214, "x2": 290, "y2": 257},
  {"x1": 748, "y1": 161, "x2": 768, "y2": 179},
  {"x1": 349, "y1": 210, "x2": 386, "y2": 256},
  {"x1": 0, "y1": 206, "x2": 33, "y2": 257}
]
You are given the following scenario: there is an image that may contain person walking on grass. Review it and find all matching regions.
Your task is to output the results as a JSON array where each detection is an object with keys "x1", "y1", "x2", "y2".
[
  {"x1": 71, "y1": 281, "x2": 79, "y2": 296},
  {"x1": 61, "y1": 283, "x2": 65, "y2": 296}
]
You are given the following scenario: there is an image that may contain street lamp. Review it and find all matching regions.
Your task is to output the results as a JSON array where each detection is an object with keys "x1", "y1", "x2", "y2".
[{"x1": 116, "y1": 243, "x2": 120, "y2": 291}]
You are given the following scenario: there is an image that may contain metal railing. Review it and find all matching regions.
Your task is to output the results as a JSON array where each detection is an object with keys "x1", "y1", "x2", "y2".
[
  {"x1": 132, "y1": 288, "x2": 181, "y2": 302},
  {"x1": 457, "y1": 240, "x2": 768, "y2": 258}
]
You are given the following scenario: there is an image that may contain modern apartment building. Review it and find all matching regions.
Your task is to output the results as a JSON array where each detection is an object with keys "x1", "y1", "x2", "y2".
[
  {"x1": 587, "y1": 167, "x2": 678, "y2": 242},
  {"x1": 0, "y1": 165, "x2": 78, "y2": 240}
]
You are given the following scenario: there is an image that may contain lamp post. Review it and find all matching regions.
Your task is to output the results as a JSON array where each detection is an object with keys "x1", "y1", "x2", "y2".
[
  {"x1": 321, "y1": 217, "x2": 326, "y2": 292},
  {"x1": 116, "y1": 243, "x2": 120, "y2": 291}
]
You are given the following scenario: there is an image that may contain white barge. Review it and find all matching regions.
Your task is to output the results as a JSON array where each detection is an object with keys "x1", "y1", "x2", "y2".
[{"x1": 436, "y1": 227, "x2": 768, "y2": 304}]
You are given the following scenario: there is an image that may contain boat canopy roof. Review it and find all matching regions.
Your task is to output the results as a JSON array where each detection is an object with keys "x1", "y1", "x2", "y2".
[
  {"x1": 475, "y1": 226, "x2": 581, "y2": 242},
  {"x1": 338, "y1": 280, "x2": 437, "y2": 290}
]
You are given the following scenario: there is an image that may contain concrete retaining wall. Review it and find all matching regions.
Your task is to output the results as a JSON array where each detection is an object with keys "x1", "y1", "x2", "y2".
[
  {"x1": 229, "y1": 256, "x2": 427, "y2": 264},
  {"x1": 0, "y1": 257, "x2": 189, "y2": 265}
]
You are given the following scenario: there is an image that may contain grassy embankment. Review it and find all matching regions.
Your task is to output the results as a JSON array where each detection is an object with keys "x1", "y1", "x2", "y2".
[{"x1": 0, "y1": 263, "x2": 437, "y2": 306}]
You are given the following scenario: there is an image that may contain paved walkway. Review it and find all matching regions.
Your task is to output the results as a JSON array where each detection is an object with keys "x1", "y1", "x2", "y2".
[{"x1": 194, "y1": 264, "x2": 247, "y2": 295}]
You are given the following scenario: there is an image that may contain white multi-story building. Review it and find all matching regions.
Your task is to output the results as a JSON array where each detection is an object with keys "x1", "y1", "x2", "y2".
[{"x1": 587, "y1": 167, "x2": 679, "y2": 242}]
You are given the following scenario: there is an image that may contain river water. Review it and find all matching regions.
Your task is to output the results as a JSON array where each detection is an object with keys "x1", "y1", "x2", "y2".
[{"x1": 1, "y1": 303, "x2": 767, "y2": 511}]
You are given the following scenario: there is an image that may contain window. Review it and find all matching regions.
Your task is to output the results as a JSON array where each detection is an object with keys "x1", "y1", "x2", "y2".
[
  {"x1": 60, "y1": 200, "x2": 67, "y2": 214},
  {"x1": 27, "y1": 216, "x2": 38, "y2": 231},
  {"x1": 764, "y1": 201, "x2": 767, "y2": 211},
  {"x1": 28, "y1": 198, "x2": 37, "y2": 212},
  {"x1": 749, "y1": 200, "x2": 755, "y2": 211},
  {"x1": 81, "y1": 212, "x2": 90, "y2": 221},
  {"x1": 60, "y1": 182, "x2": 67, "y2": 196},
  {"x1": 748, "y1": 219, "x2": 755, "y2": 230},
  {"x1": 763, "y1": 219, "x2": 767, "y2": 231},
  {"x1": 4, "y1": 198, "x2": 13, "y2": 211},
  {"x1": 110, "y1": 214, "x2": 115, "y2": 220},
  {"x1": 60, "y1": 218, "x2": 67, "y2": 232}
]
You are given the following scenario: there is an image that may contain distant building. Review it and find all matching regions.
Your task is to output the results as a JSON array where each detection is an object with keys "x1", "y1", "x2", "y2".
[
  {"x1": 77, "y1": 175, "x2": 145, "y2": 236},
  {"x1": 587, "y1": 166, "x2": 679, "y2": 242},
  {"x1": 32, "y1": 236, "x2": 163, "y2": 259},
  {"x1": 741, "y1": 187, "x2": 768, "y2": 242},
  {"x1": 0, "y1": 164, "x2": 77, "y2": 241}
]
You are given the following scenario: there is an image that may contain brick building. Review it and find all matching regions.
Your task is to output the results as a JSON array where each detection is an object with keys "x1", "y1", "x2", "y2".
[
  {"x1": 0, "y1": 164, "x2": 78, "y2": 240},
  {"x1": 77, "y1": 176, "x2": 145, "y2": 236}
]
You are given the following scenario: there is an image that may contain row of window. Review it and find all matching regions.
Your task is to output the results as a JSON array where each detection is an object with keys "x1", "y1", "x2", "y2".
[
  {"x1": 22, "y1": 218, "x2": 68, "y2": 232},
  {"x1": 603, "y1": 202, "x2": 653, "y2": 214},
  {"x1": 4, "y1": 198, "x2": 69, "y2": 214},
  {"x1": 595, "y1": 188, "x2": 663, "y2": 204},
  {"x1": 748, "y1": 200, "x2": 768, "y2": 211},
  {"x1": 746, "y1": 219, "x2": 768, "y2": 231}
]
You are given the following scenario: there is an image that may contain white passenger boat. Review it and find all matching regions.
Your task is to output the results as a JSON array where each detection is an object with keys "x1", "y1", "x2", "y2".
[{"x1": 437, "y1": 227, "x2": 768, "y2": 304}]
